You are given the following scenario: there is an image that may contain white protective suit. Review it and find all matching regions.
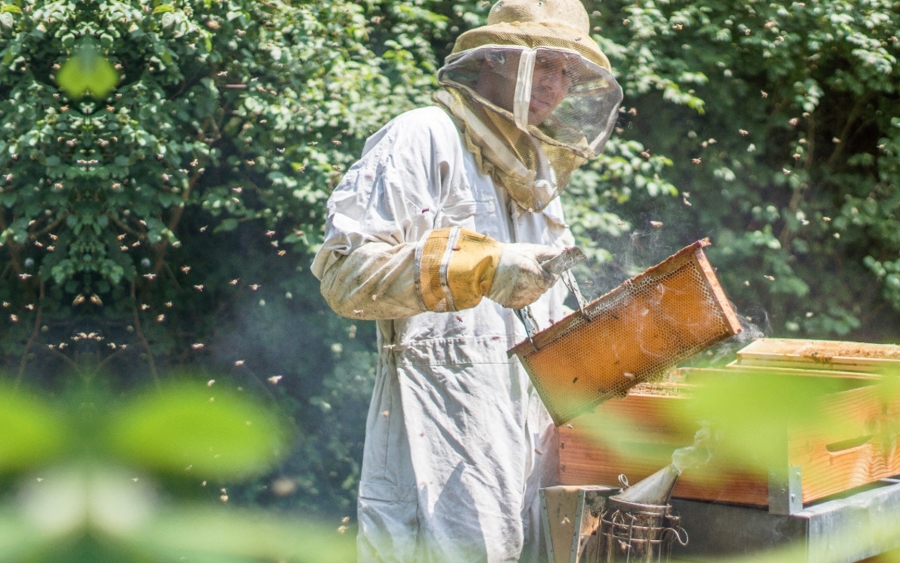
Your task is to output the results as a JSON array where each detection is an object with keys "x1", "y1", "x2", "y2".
[
  {"x1": 311, "y1": 106, "x2": 573, "y2": 562},
  {"x1": 311, "y1": 1, "x2": 623, "y2": 560}
]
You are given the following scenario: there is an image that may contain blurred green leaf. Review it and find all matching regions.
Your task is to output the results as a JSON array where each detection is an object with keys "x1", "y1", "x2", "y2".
[
  {"x1": 56, "y1": 44, "x2": 118, "y2": 100},
  {"x1": 0, "y1": 387, "x2": 69, "y2": 473},
  {"x1": 105, "y1": 386, "x2": 286, "y2": 479},
  {"x1": 0, "y1": 510, "x2": 43, "y2": 563},
  {"x1": 136, "y1": 507, "x2": 355, "y2": 563},
  {"x1": 672, "y1": 372, "x2": 858, "y2": 472}
]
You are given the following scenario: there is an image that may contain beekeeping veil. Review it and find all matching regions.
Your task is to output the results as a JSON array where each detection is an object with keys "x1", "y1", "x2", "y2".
[{"x1": 434, "y1": 0, "x2": 623, "y2": 212}]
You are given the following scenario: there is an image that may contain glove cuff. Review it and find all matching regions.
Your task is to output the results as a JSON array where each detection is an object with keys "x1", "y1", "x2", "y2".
[{"x1": 417, "y1": 227, "x2": 504, "y2": 312}]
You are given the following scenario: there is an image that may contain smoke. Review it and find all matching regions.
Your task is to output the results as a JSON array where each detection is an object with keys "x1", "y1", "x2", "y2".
[
  {"x1": 582, "y1": 227, "x2": 680, "y2": 299},
  {"x1": 677, "y1": 300, "x2": 770, "y2": 369},
  {"x1": 671, "y1": 422, "x2": 719, "y2": 474}
]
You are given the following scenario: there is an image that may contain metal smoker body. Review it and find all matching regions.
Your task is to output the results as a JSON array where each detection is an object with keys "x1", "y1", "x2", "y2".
[
  {"x1": 594, "y1": 465, "x2": 687, "y2": 562},
  {"x1": 595, "y1": 497, "x2": 686, "y2": 563},
  {"x1": 541, "y1": 465, "x2": 689, "y2": 563}
]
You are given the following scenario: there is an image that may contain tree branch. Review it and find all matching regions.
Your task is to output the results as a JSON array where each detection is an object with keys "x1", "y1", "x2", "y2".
[
  {"x1": 828, "y1": 91, "x2": 876, "y2": 169},
  {"x1": 29, "y1": 212, "x2": 70, "y2": 239},
  {"x1": 14, "y1": 280, "x2": 45, "y2": 388},
  {"x1": 778, "y1": 112, "x2": 820, "y2": 252},
  {"x1": 131, "y1": 279, "x2": 160, "y2": 389},
  {"x1": 107, "y1": 213, "x2": 146, "y2": 238}
]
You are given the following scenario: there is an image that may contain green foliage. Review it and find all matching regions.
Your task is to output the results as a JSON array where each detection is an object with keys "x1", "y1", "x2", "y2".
[
  {"x1": 0, "y1": 0, "x2": 436, "y2": 376},
  {"x1": 106, "y1": 384, "x2": 285, "y2": 480},
  {"x1": 56, "y1": 41, "x2": 118, "y2": 99},
  {"x1": 0, "y1": 388, "x2": 68, "y2": 471},
  {"x1": 0, "y1": 0, "x2": 437, "y2": 516},
  {"x1": 0, "y1": 383, "x2": 353, "y2": 563},
  {"x1": 574, "y1": 0, "x2": 900, "y2": 339}
]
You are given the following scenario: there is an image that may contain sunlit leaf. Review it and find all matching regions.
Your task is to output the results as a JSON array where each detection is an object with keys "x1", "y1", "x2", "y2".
[
  {"x1": 104, "y1": 386, "x2": 286, "y2": 479},
  {"x1": 671, "y1": 371, "x2": 859, "y2": 472},
  {"x1": 0, "y1": 510, "x2": 44, "y2": 562},
  {"x1": 56, "y1": 44, "x2": 118, "y2": 100},
  {"x1": 136, "y1": 507, "x2": 355, "y2": 563},
  {"x1": 0, "y1": 387, "x2": 69, "y2": 473}
]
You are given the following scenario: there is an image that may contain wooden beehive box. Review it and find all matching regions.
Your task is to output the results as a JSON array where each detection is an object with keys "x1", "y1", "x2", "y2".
[{"x1": 558, "y1": 339, "x2": 900, "y2": 513}]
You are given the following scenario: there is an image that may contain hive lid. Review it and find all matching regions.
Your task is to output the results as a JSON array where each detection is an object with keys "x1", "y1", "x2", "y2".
[{"x1": 732, "y1": 338, "x2": 900, "y2": 373}]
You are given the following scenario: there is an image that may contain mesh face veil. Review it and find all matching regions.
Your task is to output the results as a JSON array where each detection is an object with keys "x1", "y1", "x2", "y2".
[{"x1": 434, "y1": 3, "x2": 623, "y2": 212}]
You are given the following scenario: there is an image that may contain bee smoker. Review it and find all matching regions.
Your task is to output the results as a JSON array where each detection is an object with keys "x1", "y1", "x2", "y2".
[{"x1": 594, "y1": 464, "x2": 689, "y2": 563}]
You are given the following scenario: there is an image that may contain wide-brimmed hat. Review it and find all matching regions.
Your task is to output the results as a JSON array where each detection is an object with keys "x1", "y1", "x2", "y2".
[{"x1": 452, "y1": 0, "x2": 610, "y2": 70}]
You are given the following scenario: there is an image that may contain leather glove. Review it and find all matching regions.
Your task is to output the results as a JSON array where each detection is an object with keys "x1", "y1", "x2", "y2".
[{"x1": 486, "y1": 243, "x2": 562, "y2": 309}]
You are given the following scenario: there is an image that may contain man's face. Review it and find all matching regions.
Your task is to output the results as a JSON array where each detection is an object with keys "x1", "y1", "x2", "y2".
[
  {"x1": 477, "y1": 49, "x2": 573, "y2": 126},
  {"x1": 528, "y1": 51, "x2": 573, "y2": 125}
]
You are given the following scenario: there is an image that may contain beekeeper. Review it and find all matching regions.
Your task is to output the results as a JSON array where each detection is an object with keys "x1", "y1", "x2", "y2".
[{"x1": 311, "y1": 0, "x2": 622, "y2": 560}]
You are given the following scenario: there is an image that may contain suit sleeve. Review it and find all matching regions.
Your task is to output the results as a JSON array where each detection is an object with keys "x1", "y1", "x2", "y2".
[{"x1": 311, "y1": 111, "x2": 504, "y2": 320}]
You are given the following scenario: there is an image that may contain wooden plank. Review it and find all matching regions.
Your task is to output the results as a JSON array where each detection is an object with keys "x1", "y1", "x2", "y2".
[
  {"x1": 558, "y1": 388, "x2": 771, "y2": 507},
  {"x1": 678, "y1": 366, "x2": 869, "y2": 389},
  {"x1": 691, "y1": 246, "x2": 744, "y2": 335}
]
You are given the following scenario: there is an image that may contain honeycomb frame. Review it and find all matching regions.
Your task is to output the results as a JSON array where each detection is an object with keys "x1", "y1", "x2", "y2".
[{"x1": 509, "y1": 239, "x2": 742, "y2": 425}]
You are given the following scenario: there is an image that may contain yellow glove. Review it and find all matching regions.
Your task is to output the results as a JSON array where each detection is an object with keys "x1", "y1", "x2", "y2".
[
  {"x1": 418, "y1": 227, "x2": 502, "y2": 312},
  {"x1": 418, "y1": 227, "x2": 560, "y2": 312}
]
